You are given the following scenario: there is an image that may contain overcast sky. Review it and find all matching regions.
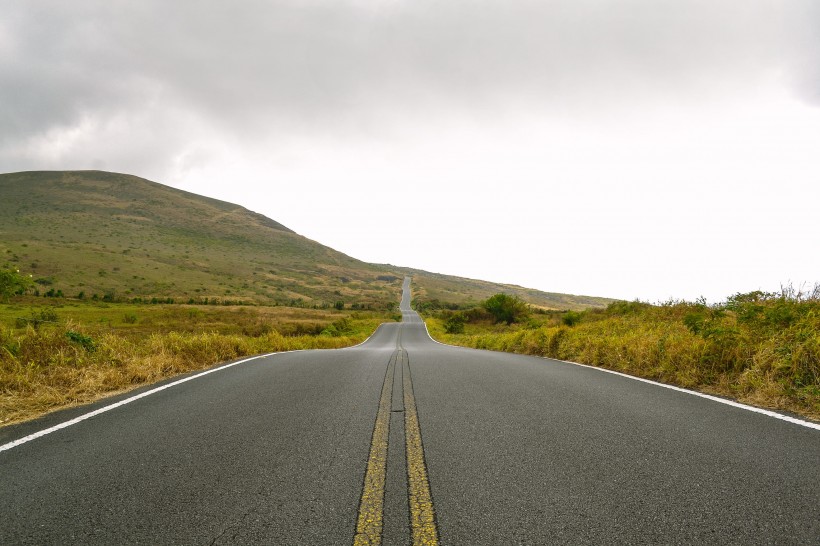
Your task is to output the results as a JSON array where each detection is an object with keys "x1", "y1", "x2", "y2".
[{"x1": 2, "y1": 1, "x2": 819, "y2": 302}]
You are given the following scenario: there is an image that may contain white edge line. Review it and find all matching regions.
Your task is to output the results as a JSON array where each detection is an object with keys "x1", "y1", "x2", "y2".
[
  {"x1": 0, "y1": 351, "x2": 285, "y2": 453},
  {"x1": 420, "y1": 318, "x2": 820, "y2": 432},
  {"x1": 421, "y1": 319, "x2": 452, "y2": 348},
  {"x1": 341, "y1": 322, "x2": 387, "y2": 349},
  {"x1": 1, "y1": 320, "x2": 394, "y2": 454},
  {"x1": 555, "y1": 358, "x2": 820, "y2": 431}
]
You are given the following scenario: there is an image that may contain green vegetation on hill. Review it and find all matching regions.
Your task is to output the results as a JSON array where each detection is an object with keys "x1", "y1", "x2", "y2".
[
  {"x1": 0, "y1": 169, "x2": 617, "y2": 426},
  {"x1": 0, "y1": 171, "x2": 404, "y2": 309},
  {"x1": 423, "y1": 287, "x2": 820, "y2": 421},
  {"x1": 0, "y1": 170, "x2": 610, "y2": 311},
  {"x1": 398, "y1": 267, "x2": 614, "y2": 311}
]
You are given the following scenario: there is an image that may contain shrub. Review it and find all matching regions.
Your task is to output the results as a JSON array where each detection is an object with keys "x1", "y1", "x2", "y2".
[
  {"x1": 321, "y1": 317, "x2": 353, "y2": 337},
  {"x1": 464, "y1": 306, "x2": 493, "y2": 322},
  {"x1": 16, "y1": 308, "x2": 59, "y2": 329},
  {"x1": 444, "y1": 313, "x2": 466, "y2": 334},
  {"x1": 66, "y1": 331, "x2": 96, "y2": 352},
  {"x1": 0, "y1": 268, "x2": 34, "y2": 301},
  {"x1": 606, "y1": 300, "x2": 651, "y2": 315},
  {"x1": 483, "y1": 293, "x2": 530, "y2": 325},
  {"x1": 562, "y1": 311, "x2": 583, "y2": 327}
]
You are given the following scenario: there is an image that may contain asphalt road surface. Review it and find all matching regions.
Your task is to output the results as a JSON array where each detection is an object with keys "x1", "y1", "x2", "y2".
[{"x1": 1, "y1": 278, "x2": 818, "y2": 544}]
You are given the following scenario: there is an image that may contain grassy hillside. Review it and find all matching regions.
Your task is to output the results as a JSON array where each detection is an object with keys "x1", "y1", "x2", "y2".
[
  {"x1": 0, "y1": 170, "x2": 612, "y2": 311},
  {"x1": 398, "y1": 267, "x2": 614, "y2": 311},
  {"x1": 0, "y1": 170, "x2": 614, "y2": 426},
  {"x1": 0, "y1": 171, "x2": 403, "y2": 308}
]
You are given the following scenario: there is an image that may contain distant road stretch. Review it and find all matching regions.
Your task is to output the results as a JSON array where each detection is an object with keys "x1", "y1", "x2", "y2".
[{"x1": 1, "y1": 278, "x2": 818, "y2": 544}]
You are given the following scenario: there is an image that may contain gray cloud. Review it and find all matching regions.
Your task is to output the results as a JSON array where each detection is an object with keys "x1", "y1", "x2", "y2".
[
  {"x1": 1, "y1": 0, "x2": 817, "y2": 172},
  {"x1": 2, "y1": 0, "x2": 819, "y2": 302},
  {"x1": 787, "y1": 2, "x2": 820, "y2": 107}
]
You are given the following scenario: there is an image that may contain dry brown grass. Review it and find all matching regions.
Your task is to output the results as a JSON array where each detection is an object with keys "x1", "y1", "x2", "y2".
[
  {"x1": 425, "y1": 292, "x2": 820, "y2": 422},
  {"x1": 1, "y1": 305, "x2": 390, "y2": 427}
]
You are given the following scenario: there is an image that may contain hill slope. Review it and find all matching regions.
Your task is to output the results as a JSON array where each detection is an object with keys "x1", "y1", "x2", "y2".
[
  {"x1": 0, "y1": 170, "x2": 613, "y2": 310},
  {"x1": 0, "y1": 171, "x2": 401, "y2": 308},
  {"x1": 397, "y1": 267, "x2": 614, "y2": 310}
]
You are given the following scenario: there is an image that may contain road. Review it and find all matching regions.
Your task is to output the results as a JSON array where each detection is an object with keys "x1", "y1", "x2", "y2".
[{"x1": 1, "y1": 278, "x2": 818, "y2": 544}]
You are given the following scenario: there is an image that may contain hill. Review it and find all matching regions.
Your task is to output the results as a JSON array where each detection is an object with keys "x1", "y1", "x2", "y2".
[
  {"x1": 396, "y1": 267, "x2": 614, "y2": 310},
  {"x1": 0, "y1": 170, "x2": 613, "y2": 310}
]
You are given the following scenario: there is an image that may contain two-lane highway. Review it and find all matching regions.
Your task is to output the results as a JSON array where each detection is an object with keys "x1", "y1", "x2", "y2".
[{"x1": 1, "y1": 277, "x2": 818, "y2": 544}]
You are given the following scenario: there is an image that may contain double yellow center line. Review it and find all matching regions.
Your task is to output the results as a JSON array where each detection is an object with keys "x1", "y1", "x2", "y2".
[{"x1": 353, "y1": 347, "x2": 439, "y2": 545}]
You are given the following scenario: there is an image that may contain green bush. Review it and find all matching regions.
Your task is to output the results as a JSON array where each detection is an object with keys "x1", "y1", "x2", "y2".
[
  {"x1": 444, "y1": 313, "x2": 466, "y2": 334},
  {"x1": 562, "y1": 311, "x2": 583, "y2": 327},
  {"x1": 0, "y1": 268, "x2": 34, "y2": 301},
  {"x1": 605, "y1": 300, "x2": 652, "y2": 315},
  {"x1": 66, "y1": 331, "x2": 96, "y2": 352},
  {"x1": 321, "y1": 317, "x2": 353, "y2": 337},
  {"x1": 15, "y1": 308, "x2": 59, "y2": 329},
  {"x1": 483, "y1": 293, "x2": 530, "y2": 325}
]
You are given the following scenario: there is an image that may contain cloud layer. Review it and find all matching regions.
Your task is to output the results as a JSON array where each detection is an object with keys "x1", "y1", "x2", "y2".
[
  {"x1": 2, "y1": 1, "x2": 818, "y2": 300},
  {"x1": 3, "y1": 1, "x2": 816, "y2": 170}
]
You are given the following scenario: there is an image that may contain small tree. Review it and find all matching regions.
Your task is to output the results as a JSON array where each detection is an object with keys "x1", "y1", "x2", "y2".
[
  {"x1": 483, "y1": 293, "x2": 530, "y2": 325},
  {"x1": 0, "y1": 268, "x2": 34, "y2": 301}
]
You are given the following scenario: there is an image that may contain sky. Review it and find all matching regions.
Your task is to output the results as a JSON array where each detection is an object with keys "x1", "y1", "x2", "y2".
[{"x1": 2, "y1": 0, "x2": 819, "y2": 303}]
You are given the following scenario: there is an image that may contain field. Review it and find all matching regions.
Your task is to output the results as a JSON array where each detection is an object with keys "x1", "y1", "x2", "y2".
[
  {"x1": 0, "y1": 297, "x2": 397, "y2": 426},
  {"x1": 422, "y1": 287, "x2": 820, "y2": 421}
]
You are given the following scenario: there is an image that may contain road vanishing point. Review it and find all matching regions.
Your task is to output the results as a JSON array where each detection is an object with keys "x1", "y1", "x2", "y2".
[{"x1": 1, "y1": 278, "x2": 818, "y2": 544}]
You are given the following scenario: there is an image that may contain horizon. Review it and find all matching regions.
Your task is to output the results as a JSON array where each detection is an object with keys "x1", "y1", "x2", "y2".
[{"x1": 2, "y1": 1, "x2": 818, "y2": 303}]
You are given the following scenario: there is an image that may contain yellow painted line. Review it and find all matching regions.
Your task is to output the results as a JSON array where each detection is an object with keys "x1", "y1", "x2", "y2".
[
  {"x1": 353, "y1": 352, "x2": 396, "y2": 546},
  {"x1": 402, "y1": 351, "x2": 440, "y2": 546}
]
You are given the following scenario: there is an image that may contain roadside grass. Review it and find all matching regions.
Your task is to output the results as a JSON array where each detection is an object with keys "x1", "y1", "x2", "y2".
[
  {"x1": 0, "y1": 300, "x2": 396, "y2": 426},
  {"x1": 422, "y1": 289, "x2": 820, "y2": 421}
]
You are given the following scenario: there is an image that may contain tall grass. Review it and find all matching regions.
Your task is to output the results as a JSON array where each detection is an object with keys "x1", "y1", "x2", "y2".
[
  {"x1": 0, "y1": 311, "x2": 387, "y2": 426},
  {"x1": 425, "y1": 287, "x2": 820, "y2": 420}
]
